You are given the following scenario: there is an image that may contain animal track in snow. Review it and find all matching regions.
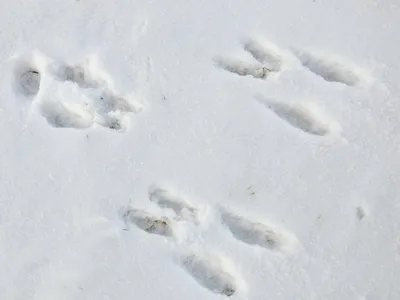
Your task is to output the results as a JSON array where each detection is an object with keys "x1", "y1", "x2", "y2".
[
  {"x1": 180, "y1": 251, "x2": 241, "y2": 297},
  {"x1": 215, "y1": 36, "x2": 373, "y2": 139},
  {"x1": 94, "y1": 111, "x2": 128, "y2": 131},
  {"x1": 52, "y1": 64, "x2": 100, "y2": 89},
  {"x1": 216, "y1": 36, "x2": 372, "y2": 89},
  {"x1": 12, "y1": 53, "x2": 44, "y2": 98},
  {"x1": 121, "y1": 186, "x2": 300, "y2": 295},
  {"x1": 40, "y1": 99, "x2": 94, "y2": 129},
  {"x1": 122, "y1": 208, "x2": 173, "y2": 236},
  {"x1": 46, "y1": 57, "x2": 142, "y2": 131},
  {"x1": 19, "y1": 69, "x2": 41, "y2": 96},
  {"x1": 255, "y1": 94, "x2": 341, "y2": 136},
  {"x1": 215, "y1": 37, "x2": 284, "y2": 79},
  {"x1": 292, "y1": 49, "x2": 371, "y2": 86},
  {"x1": 220, "y1": 208, "x2": 297, "y2": 253},
  {"x1": 215, "y1": 57, "x2": 270, "y2": 79},
  {"x1": 356, "y1": 206, "x2": 368, "y2": 221},
  {"x1": 97, "y1": 89, "x2": 142, "y2": 114},
  {"x1": 120, "y1": 186, "x2": 202, "y2": 237},
  {"x1": 120, "y1": 185, "x2": 302, "y2": 295},
  {"x1": 120, "y1": 186, "x2": 248, "y2": 296},
  {"x1": 148, "y1": 185, "x2": 200, "y2": 222},
  {"x1": 241, "y1": 37, "x2": 282, "y2": 72},
  {"x1": 11, "y1": 52, "x2": 143, "y2": 132}
]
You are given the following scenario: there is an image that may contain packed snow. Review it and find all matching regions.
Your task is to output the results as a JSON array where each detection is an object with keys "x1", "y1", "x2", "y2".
[{"x1": 1, "y1": 0, "x2": 400, "y2": 299}]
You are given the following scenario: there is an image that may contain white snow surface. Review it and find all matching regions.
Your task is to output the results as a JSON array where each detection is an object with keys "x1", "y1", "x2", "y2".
[{"x1": 1, "y1": 0, "x2": 400, "y2": 299}]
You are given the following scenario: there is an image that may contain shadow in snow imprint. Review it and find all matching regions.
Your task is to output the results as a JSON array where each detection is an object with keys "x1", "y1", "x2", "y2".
[
  {"x1": 50, "y1": 56, "x2": 142, "y2": 131},
  {"x1": 220, "y1": 208, "x2": 297, "y2": 253},
  {"x1": 214, "y1": 56, "x2": 269, "y2": 79},
  {"x1": 49, "y1": 58, "x2": 110, "y2": 90},
  {"x1": 292, "y1": 49, "x2": 371, "y2": 86},
  {"x1": 180, "y1": 250, "x2": 240, "y2": 297},
  {"x1": 121, "y1": 208, "x2": 173, "y2": 237},
  {"x1": 148, "y1": 185, "x2": 200, "y2": 222},
  {"x1": 241, "y1": 37, "x2": 282, "y2": 72},
  {"x1": 11, "y1": 52, "x2": 144, "y2": 132},
  {"x1": 356, "y1": 206, "x2": 367, "y2": 221},
  {"x1": 255, "y1": 94, "x2": 341, "y2": 136},
  {"x1": 40, "y1": 100, "x2": 94, "y2": 129},
  {"x1": 56, "y1": 65, "x2": 88, "y2": 87},
  {"x1": 12, "y1": 55, "x2": 43, "y2": 97},
  {"x1": 19, "y1": 69, "x2": 41, "y2": 97},
  {"x1": 214, "y1": 36, "x2": 284, "y2": 80}
]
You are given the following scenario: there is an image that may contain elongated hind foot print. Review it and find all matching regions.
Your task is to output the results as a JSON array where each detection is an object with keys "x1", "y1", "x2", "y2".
[
  {"x1": 122, "y1": 208, "x2": 174, "y2": 236},
  {"x1": 215, "y1": 36, "x2": 294, "y2": 80},
  {"x1": 214, "y1": 56, "x2": 270, "y2": 79},
  {"x1": 256, "y1": 94, "x2": 341, "y2": 137},
  {"x1": 241, "y1": 37, "x2": 283, "y2": 72},
  {"x1": 40, "y1": 100, "x2": 94, "y2": 129},
  {"x1": 292, "y1": 49, "x2": 372, "y2": 87},
  {"x1": 220, "y1": 208, "x2": 297, "y2": 253},
  {"x1": 180, "y1": 250, "x2": 243, "y2": 297}
]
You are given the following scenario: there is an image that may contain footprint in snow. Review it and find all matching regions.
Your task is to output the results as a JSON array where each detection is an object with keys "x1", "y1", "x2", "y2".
[
  {"x1": 120, "y1": 186, "x2": 202, "y2": 238},
  {"x1": 148, "y1": 185, "x2": 201, "y2": 223},
  {"x1": 12, "y1": 53, "x2": 44, "y2": 98},
  {"x1": 19, "y1": 69, "x2": 41, "y2": 97},
  {"x1": 121, "y1": 208, "x2": 174, "y2": 237},
  {"x1": 241, "y1": 37, "x2": 283, "y2": 72},
  {"x1": 40, "y1": 100, "x2": 94, "y2": 129},
  {"x1": 119, "y1": 188, "x2": 274, "y2": 297},
  {"x1": 55, "y1": 65, "x2": 87, "y2": 87},
  {"x1": 215, "y1": 36, "x2": 285, "y2": 79},
  {"x1": 98, "y1": 89, "x2": 143, "y2": 114},
  {"x1": 220, "y1": 208, "x2": 297, "y2": 253},
  {"x1": 55, "y1": 63, "x2": 142, "y2": 131},
  {"x1": 179, "y1": 250, "x2": 241, "y2": 297},
  {"x1": 291, "y1": 48, "x2": 372, "y2": 87},
  {"x1": 215, "y1": 57, "x2": 270, "y2": 80},
  {"x1": 94, "y1": 111, "x2": 129, "y2": 132},
  {"x1": 11, "y1": 52, "x2": 143, "y2": 132},
  {"x1": 49, "y1": 58, "x2": 110, "y2": 90},
  {"x1": 255, "y1": 94, "x2": 341, "y2": 136}
]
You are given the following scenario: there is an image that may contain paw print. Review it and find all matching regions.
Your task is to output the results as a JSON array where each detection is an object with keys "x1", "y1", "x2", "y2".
[
  {"x1": 12, "y1": 52, "x2": 143, "y2": 132},
  {"x1": 214, "y1": 36, "x2": 375, "y2": 137},
  {"x1": 214, "y1": 37, "x2": 283, "y2": 80},
  {"x1": 120, "y1": 185, "x2": 298, "y2": 297}
]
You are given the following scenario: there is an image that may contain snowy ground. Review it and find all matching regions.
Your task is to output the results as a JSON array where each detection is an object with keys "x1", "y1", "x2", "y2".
[{"x1": 1, "y1": 0, "x2": 400, "y2": 299}]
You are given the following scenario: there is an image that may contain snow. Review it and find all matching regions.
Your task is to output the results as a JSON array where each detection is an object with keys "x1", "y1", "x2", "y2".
[{"x1": 1, "y1": 0, "x2": 400, "y2": 299}]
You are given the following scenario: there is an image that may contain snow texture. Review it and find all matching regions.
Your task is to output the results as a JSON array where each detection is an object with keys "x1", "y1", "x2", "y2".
[{"x1": 1, "y1": 0, "x2": 400, "y2": 300}]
